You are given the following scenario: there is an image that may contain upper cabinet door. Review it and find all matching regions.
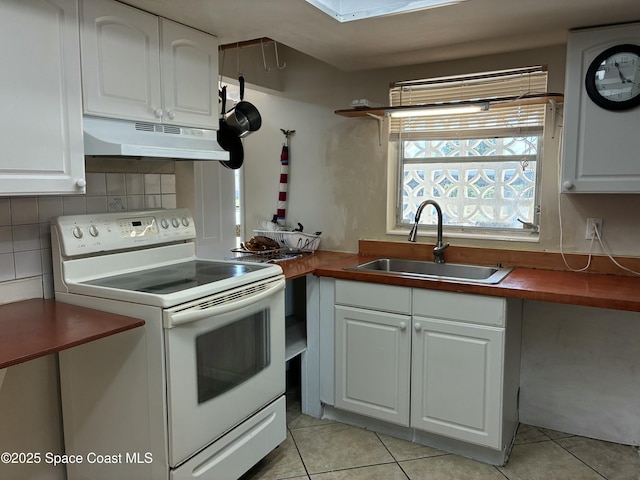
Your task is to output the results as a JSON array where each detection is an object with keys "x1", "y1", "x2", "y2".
[
  {"x1": 562, "y1": 23, "x2": 640, "y2": 194},
  {"x1": 160, "y1": 19, "x2": 218, "y2": 129},
  {"x1": 0, "y1": 0, "x2": 85, "y2": 195},
  {"x1": 81, "y1": 0, "x2": 162, "y2": 122}
]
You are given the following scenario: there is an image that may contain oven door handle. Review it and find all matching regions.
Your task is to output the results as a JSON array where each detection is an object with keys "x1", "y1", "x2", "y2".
[{"x1": 164, "y1": 277, "x2": 285, "y2": 328}]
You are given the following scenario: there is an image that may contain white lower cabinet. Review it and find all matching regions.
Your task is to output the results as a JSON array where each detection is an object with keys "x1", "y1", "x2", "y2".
[
  {"x1": 334, "y1": 305, "x2": 411, "y2": 426},
  {"x1": 334, "y1": 280, "x2": 521, "y2": 451},
  {"x1": 411, "y1": 317, "x2": 504, "y2": 448}
]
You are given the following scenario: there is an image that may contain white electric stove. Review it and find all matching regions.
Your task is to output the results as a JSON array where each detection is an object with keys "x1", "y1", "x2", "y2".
[{"x1": 52, "y1": 208, "x2": 287, "y2": 480}]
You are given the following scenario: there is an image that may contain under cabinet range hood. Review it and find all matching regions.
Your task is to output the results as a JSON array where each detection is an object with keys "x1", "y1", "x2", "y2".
[{"x1": 83, "y1": 116, "x2": 230, "y2": 161}]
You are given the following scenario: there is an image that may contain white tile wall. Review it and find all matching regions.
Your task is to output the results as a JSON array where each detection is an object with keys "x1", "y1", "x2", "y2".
[{"x1": 0, "y1": 172, "x2": 176, "y2": 294}]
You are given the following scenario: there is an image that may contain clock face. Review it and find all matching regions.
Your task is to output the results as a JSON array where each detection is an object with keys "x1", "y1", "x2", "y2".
[{"x1": 585, "y1": 43, "x2": 640, "y2": 110}]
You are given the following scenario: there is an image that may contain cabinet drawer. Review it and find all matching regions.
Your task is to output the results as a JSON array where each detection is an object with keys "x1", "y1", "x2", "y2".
[
  {"x1": 412, "y1": 289, "x2": 505, "y2": 326},
  {"x1": 335, "y1": 280, "x2": 411, "y2": 315}
]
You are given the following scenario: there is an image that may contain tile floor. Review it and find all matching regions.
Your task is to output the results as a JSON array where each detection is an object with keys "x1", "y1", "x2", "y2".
[{"x1": 241, "y1": 392, "x2": 640, "y2": 480}]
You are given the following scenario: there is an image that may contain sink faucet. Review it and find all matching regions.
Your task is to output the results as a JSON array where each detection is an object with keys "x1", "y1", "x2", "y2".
[{"x1": 408, "y1": 199, "x2": 450, "y2": 264}]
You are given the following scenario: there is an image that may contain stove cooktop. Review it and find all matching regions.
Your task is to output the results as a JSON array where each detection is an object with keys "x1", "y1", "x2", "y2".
[{"x1": 83, "y1": 260, "x2": 266, "y2": 295}]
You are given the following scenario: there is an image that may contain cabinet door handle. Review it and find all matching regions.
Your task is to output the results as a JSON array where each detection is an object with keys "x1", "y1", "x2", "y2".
[
  {"x1": 414, "y1": 322, "x2": 422, "y2": 332},
  {"x1": 75, "y1": 178, "x2": 86, "y2": 188},
  {"x1": 154, "y1": 108, "x2": 164, "y2": 118},
  {"x1": 167, "y1": 110, "x2": 176, "y2": 120},
  {"x1": 399, "y1": 321, "x2": 406, "y2": 331}
]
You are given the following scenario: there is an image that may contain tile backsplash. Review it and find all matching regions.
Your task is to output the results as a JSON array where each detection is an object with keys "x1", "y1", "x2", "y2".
[{"x1": 0, "y1": 172, "x2": 176, "y2": 295}]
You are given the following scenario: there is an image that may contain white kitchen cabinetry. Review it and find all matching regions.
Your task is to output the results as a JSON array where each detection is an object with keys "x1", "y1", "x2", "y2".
[
  {"x1": 334, "y1": 281, "x2": 412, "y2": 425},
  {"x1": 411, "y1": 290, "x2": 507, "y2": 449},
  {"x1": 81, "y1": 0, "x2": 218, "y2": 129},
  {"x1": 335, "y1": 305, "x2": 411, "y2": 425},
  {"x1": 333, "y1": 280, "x2": 522, "y2": 451},
  {"x1": 562, "y1": 22, "x2": 640, "y2": 193},
  {"x1": 0, "y1": 0, "x2": 85, "y2": 195}
]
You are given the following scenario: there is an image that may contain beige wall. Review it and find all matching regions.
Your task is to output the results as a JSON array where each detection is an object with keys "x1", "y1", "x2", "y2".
[{"x1": 241, "y1": 44, "x2": 640, "y2": 260}]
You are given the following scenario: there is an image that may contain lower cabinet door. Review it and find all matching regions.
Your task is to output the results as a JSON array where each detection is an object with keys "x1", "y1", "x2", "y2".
[
  {"x1": 335, "y1": 305, "x2": 410, "y2": 426},
  {"x1": 411, "y1": 317, "x2": 504, "y2": 448}
]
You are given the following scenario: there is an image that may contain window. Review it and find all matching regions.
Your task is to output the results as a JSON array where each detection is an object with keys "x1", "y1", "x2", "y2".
[{"x1": 390, "y1": 67, "x2": 548, "y2": 238}]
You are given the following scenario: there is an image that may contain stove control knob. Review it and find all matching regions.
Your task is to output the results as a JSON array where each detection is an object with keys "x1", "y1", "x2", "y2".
[
  {"x1": 161, "y1": 218, "x2": 170, "y2": 229},
  {"x1": 72, "y1": 226, "x2": 83, "y2": 239},
  {"x1": 88, "y1": 225, "x2": 99, "y2": 237},
  {"x1": 181, "y1": 216, "x2": 190, "y2": 227},
  {"x1": 172, "y1": 218, "x2": 180, "y2": 228}
]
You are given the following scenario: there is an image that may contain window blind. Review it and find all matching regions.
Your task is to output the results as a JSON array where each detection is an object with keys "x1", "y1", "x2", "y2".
[{"x1": 389, "y1": 67, "x2": 548, "y2": 140}]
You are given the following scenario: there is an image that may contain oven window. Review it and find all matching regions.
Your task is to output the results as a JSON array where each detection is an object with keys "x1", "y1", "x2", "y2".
[{"x1": 195, "y1": 310, "x2": 270, "y2": 404}]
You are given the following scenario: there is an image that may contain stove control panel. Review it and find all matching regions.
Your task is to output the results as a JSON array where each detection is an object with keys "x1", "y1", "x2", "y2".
[{"x1": 52, "y1": 209, "x2": 196, "y2": 257}]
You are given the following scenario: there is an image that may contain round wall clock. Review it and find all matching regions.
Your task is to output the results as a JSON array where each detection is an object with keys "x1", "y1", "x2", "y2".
[{"x1": 584, "y1": 43, "x2": 640, "y2": 110}]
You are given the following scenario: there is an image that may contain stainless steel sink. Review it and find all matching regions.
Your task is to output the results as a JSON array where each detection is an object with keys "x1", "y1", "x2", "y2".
[{"x1": 346, "y1": 258, "x2": 513, "y2": 284}]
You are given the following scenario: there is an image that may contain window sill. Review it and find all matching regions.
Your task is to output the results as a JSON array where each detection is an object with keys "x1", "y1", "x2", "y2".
[{"x1": 386, "y1": 227, "x2": 540, "y2": 243}]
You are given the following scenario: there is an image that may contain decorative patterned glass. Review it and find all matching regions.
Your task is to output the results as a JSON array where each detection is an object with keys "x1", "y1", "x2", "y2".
[{"x1": 402, "y1": 137, "x2": 539, "y2": 229}]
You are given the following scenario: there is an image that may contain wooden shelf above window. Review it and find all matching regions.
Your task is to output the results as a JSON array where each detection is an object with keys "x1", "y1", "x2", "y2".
[{"x1": 334, "y1": 93, "x2": 564, "y2": 118}]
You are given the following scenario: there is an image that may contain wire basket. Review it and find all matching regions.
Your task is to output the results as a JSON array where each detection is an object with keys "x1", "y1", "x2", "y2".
[
  {"x1": 253, "y1": 230, "x2": 321, "y2": 252},
  {"x1": 231, "y1": 247, "x2": 292, "y2": 263}
]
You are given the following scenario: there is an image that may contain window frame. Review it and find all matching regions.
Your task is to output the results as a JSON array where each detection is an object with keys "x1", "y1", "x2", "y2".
[{"x1": 387, "y1": 67, "x2": 547, "y2": 242}]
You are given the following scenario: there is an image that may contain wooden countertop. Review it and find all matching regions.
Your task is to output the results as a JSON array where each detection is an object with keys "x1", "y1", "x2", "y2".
[
  {"x1": 279, "y1": 251, "x2": 640, "y2": 313},
  {"x1": 278, "y1": 250, "x2": 360, "y2": 280},
  {"x1": 3, "y1": 249, "x2": 635, "y2": 369},
  {"x1": 0, "y1": 299, "x2": 144, "y2": 369}
]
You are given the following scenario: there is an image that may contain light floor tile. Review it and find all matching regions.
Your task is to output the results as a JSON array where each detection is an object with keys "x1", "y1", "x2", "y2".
[
  {"x1": 514, "y1": 424, "x2": 550, "y2": 444},
  {"x1": 288, "y1": 412, "x2": 334, "y2": 430},
  {"x1": 241, "y1": 432, "x2": 307, "y2": 480},
  {"x1": 556, "y1": 436, "x2": 640, "y2": 480},
  {"x1": 291, "y1": 423, "x2": 394, "y2": 474},
  {"x1": 498, "y1": 440, "x2": 605, "y2": 480},
  {"x1": 539, "y1": 427, "x2": 575, "y2": 440},
  {"x1": 310, "y1": 463, "x2": 407, "y2": 479},
  {"x1": 257, "y1": 392, "x2": 636, "y2": 480},
  {"x1": 377, "y1": 432, "x2": 446, "y2": 461},
  {"x1": 401, "y1": 454, "x2": 505, "y2": 480}
]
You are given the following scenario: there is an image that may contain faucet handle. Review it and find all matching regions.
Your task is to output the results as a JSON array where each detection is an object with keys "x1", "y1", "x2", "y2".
[{"x1": 434, "y1": 242, "x2": 449, "y2": 253}]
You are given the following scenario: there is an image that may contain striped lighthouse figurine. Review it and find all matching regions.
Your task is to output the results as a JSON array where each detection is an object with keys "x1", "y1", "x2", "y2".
[{"x1": 276, "y1": 129, "x2": 295, "y2": 223}]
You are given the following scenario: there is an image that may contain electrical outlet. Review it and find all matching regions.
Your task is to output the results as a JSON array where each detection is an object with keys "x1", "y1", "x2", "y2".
[{"x1": 585, "y1": 217, "x2": 603, "y2": 240}]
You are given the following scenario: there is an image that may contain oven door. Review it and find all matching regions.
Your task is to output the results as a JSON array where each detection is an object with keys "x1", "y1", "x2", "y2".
[{"x1": 163, "y1": 276, "x2": 286, "y2": 467}]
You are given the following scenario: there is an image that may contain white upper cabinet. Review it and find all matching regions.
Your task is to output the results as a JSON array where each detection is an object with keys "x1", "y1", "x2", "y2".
[
  {"x1": 562, "y1": 22, "x2": 640, "y2": 193},
  {"x1": 0, "y1": 0, "x2": 85, "y2": 195},
  {"x1": 80, "y1": 0, "x2": 161, "y2": 123},
  {"x1": 160, "y1": 19, "x2": 219, "y2": 129},
  {"x1": 81, "y1": 0, "x2": 219, "y2": 129}
]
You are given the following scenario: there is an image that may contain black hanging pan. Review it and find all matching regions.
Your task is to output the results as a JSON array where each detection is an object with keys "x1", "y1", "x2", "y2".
[{"x1": 217, "y1": 85, "x2": 244, "y2": 169}]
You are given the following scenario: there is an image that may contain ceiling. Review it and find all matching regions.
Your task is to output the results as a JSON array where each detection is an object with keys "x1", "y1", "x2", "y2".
[{"x1": 121, "y1": 0, "x2": 640, "y2": 71}]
